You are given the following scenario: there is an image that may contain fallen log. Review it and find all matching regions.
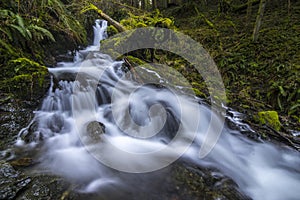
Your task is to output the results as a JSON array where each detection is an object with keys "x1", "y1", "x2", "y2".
[{"x1": 81, "y1": 4, "x2": 126, "y2": 32}]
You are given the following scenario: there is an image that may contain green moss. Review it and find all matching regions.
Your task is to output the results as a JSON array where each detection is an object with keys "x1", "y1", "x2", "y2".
[
  {"x1": 158, "y1": 18, "x2": 174, "y2": 28},
  {"x1": 136, "y1": 22, "x2": 147, "y2": 28},
  {"x1": 107, "y1": 25, "x2": 118, "y2": 36},
  {"x1": 257, "y1": 111, "x2": 281, "y2": 131},
  {"x1": 119, "y1": 10, "x2": 176, "y2": 29},
  {"x1": 191, "y1": 82, "x2": 207, "y2": 98},
  {"x1": 192, "y1": 88, "x2": 206, "y2": 98},
  {"x1": 126, "y1": 56, "x2": 146, "y2": 65},
  {"x1": 0, "y1": 57, "x2": 48, "y2": 99}
]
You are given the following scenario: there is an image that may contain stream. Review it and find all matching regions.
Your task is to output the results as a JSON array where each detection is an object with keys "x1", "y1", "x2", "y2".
[{"x1": 11, "y1": 20, "x2": 300, "y2": 200}]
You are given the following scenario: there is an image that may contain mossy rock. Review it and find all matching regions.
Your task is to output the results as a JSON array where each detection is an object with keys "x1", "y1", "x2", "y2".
[
  {"x1": 0, "y1": 57, "x2": 50, "y2": 100},
  {"x1": 256, "y1": 111, "x2": 281, "y2": 131},
  {"x1": 107, "y1": 25, "x2": 119, "y2": 36},
  {"x1": 126, "y1": 55, "x2": 147, "y2": 65},
  {"x1": 192, "y1": 88, "x2": 206, "y2": 98}
]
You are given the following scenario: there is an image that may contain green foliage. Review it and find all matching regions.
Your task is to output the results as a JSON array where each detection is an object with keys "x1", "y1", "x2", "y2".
[
  {"x1": 28, "y1": 25, "x2": 55, "y2": 42},
  {"x1": 0, "y1": 9, "x2": 55, "y2": 45},
  {"x1": 0, "y1": 0, "x2": 90, "y2": 100},
  {"x1": 10, "y1": 58, "x2": 48, "y2": 75},
  {"x1": 80, "y1": 3, "x2": 103, "y2": 15},
  {"x1": 107, "y1": 25, "x2": 119, "y2": 36},
  {"x1": 168, "y1": 1, "x2": 300, "y2": 119},
  {"x1": 0, "y1": 0, "x2": 87, "y2": 57},
  {"x1": 119, "y1": 10, "x2": 176, "y2": 29}
]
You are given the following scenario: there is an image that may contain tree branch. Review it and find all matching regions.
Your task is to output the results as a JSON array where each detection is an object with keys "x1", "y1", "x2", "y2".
[{"x1": 81, "y1": 4, "x2": 126, "y2": 32}]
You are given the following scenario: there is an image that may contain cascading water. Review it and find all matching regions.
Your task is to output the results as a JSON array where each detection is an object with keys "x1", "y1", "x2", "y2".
[
  {"x1": 93, "y1": 19, "x2": 108, "y2": 46},
  {"x1": 16, "y1": 20, "x2": 300, "y2": 200}
]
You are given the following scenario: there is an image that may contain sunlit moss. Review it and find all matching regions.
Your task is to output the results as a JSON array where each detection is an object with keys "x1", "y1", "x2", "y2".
[{"x1": 257, "y1": 111, "x2": 281, "y2": 131}]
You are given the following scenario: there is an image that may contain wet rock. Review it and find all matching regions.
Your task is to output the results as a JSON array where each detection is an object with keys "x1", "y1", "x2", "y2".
[
  {"x1": 10, "y1": 158, "x2": 34, "y2": 168},
  {"x1": 17, "y1": 121, "x2": 38, "y2": 144},
  {"x1": 48, "y1": 113, "x2": 64, "y2": 133},
  {"x1": 172, "y1": 163, "x2": 251, "y2": 200},
  {"x1": 86, "y1": 121, "x2": 105, "y2": 144},
  {"x1": 55, "y1": 54, "x2": 75, "y2": 63},
  {"x1": 0, "y1": 161, "x2": 31, "y2": 200},
  {"x1": 85, "y1": 52, "x2": 112, "y2": 61},
  {"x1": 0, "y1": 106, "x2": 34, "y2": 150},
  {"x1": 16, "y1": 175, "x2": 70, "y2": 200},
  {"x1": 52, "y1": 72, "x2": 78, "y2": 83},
  {"x1": 51, "y1": 72, "x2": 94, "y2": 88}
]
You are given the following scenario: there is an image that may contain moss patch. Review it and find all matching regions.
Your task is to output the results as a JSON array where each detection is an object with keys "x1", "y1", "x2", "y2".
[
  {"x1": 257, "y1": 111, "x2": 281, "y2": 131},
  {"x1": 0, "y1": 57, "x2": 49, "y2": 100},
  {"x1": 120, "y1": 10, "x2": 176, "y2": 29}
]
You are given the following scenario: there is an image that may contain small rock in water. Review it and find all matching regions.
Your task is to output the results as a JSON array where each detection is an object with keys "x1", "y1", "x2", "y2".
[
  {"x1": 86, "y1": 121, "x2": 105, "y2": 144},
  {"x1": 48, "y1": 113, "x2": 64, "y2": 133}
]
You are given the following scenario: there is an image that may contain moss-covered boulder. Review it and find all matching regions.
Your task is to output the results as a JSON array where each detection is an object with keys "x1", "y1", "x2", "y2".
[
  {"x1": 256, "y1": 111, "x2": 281, "y2": 131},
  {"x1": 0, "y1": 57, "x2": 50, "y2": 101}
]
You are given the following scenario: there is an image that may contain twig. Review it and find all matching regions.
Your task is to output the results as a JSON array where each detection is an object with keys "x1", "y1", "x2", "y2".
[{"x1": 124, "y1": 57, "x2": 144, "y2": 83}]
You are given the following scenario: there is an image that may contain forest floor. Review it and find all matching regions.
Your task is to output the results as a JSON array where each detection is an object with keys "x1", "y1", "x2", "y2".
[{"x1": 160, "y1": 1, "x2": 300, "y2": 148}]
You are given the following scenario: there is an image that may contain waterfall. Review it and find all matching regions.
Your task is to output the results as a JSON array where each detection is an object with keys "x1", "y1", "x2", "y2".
[
  {"x1": 16, "y1": 20, "x2": 300, "y2": 200},
  {"x1": 93, "y1": 19, "x2": 108, "y2": 46}
]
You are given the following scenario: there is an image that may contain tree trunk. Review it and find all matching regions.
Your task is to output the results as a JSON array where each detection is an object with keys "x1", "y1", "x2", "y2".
[
  {"x1": 252, "y1": 0, "x2": 266, "y2": 42},
  {"x1": 233, "y1": 0, "x2": 260, "y2": 12},
  {"x1": 88, "y1": 4, "x2": 126, "y2": 32},
  {"x1": 162, "y1": 0, "x2": 168, "y2": 9},
  {"x1": 133, "y1": 0, "x2": 139, "y2": 8},
  {"x1": 141, "y1": 0, "x2": 146, "y2": 9},
  {"x1": 152, "y1": 0, "x2": 157, "y2": 10},
  {"x1": 246, "y1": 0, "x2": 253, "y2": 23}
]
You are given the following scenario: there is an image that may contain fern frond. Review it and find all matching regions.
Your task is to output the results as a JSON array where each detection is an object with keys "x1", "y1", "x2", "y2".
[
  {"x1": 29, "y1": 24, "x2": 55, "y2": 42},
  {"x1": 15, "y1": 14, "x2": 25, "y2": 28},
  {"x1": 0, "y1": 27, "x2": 13, "y2": 41},
  {"x1": 0, "y1": 9, "x2": 13, "y2": 18},
  {"x1": 0, "y1": 39, "x2": 16, "y2": 54},
  {"x1": 26, "y1": 29, "x2": 32, "y2": 40},
  {"x1": 9, "y1": 24, "x2": 28, "y2": 39}
]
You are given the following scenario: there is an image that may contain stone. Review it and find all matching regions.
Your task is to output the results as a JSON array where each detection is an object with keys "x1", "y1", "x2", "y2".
[
  {"x1": 86, "y1": 121, "x2": 105, "y2": 144},
  {"x1": 257, "y1": 111, "x2": 281, "y2": 131},
  {"x1": 0, "y1": 161, "x2": 31, "y2": 200}
]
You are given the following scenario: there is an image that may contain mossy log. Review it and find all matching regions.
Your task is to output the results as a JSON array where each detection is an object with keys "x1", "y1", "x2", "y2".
[
  {"x1": 82, "y1": 4, "x2": 126, "y2": 32},
  {"x1": 98, "y1": 10, "x2": 127, "y2": 32}
]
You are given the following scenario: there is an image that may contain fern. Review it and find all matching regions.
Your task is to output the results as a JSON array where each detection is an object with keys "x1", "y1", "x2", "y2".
[
  {"x1": 9, "y1": 24, "x2": 29, "y2": 39},
  {"x1": 0, "y1": 9, "x2": 12, "y2": 18},
  {"x1": 15, "y1": 14, "x2": 25, "y2": 28},
  {"x1": 0, "y1": 39, "x2": 16, "y2": 55},
  {"x1": 28, "y1": 24, "x2": 55, "y2": 42},
  {"x1": 0, "y1": 27, "x2": 13, "y2": 41}
]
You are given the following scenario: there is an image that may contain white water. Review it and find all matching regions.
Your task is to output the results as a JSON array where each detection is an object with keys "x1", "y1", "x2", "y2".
[{"x1": 17, "y1": 20, "x2": 300, "y2": 200}]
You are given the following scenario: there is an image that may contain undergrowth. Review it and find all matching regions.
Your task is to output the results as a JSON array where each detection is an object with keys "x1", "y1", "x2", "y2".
[{"x1": 163, "y1": 1, "x2": 300, "y2": 125}]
